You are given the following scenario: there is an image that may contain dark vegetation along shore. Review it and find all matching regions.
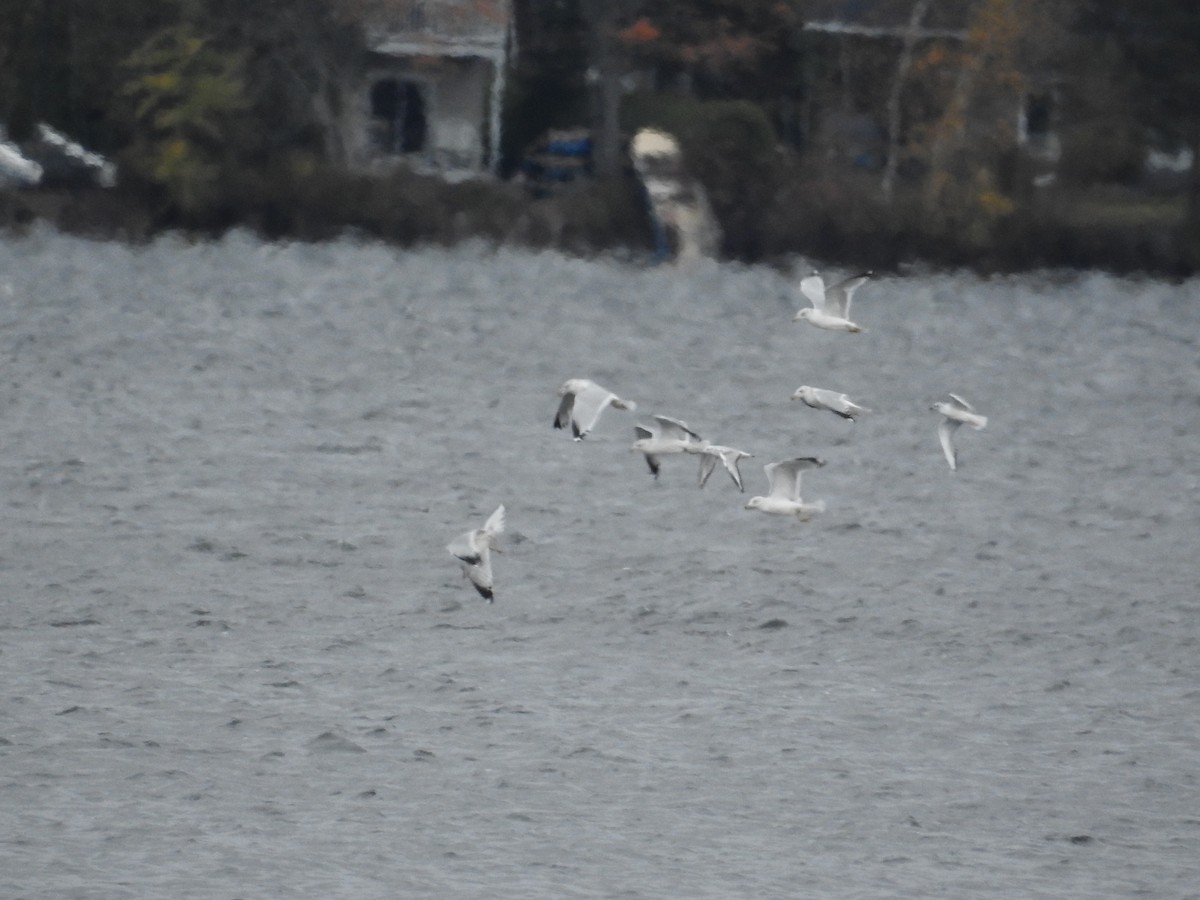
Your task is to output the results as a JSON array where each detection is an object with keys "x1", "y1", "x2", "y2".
[
  {"x1": 2, "y1": 1, "x2": 1199, "y2": 275},
  {"x1": 5, "y1": 143, "x2": 1194, "y2": 277}
]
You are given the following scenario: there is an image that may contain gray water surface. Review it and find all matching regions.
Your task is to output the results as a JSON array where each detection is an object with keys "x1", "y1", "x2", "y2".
[{"x1": 1, "y1": 229, "x2": 1198, "y2": 897}]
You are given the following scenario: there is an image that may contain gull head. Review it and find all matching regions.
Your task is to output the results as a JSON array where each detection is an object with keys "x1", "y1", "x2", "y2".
[
  {"x1": 793, "y1": 308, "x2": 813, "y2": 322},
  {"x1": 791, "y1": 386, "x2": 811, "y2": 401},
  {"x1": 745, "y1": 496, "x2": 765, "y2": 511}
]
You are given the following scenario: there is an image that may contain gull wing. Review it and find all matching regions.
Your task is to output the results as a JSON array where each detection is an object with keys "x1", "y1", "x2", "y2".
[
  {"x1": 718, "y1": 448, "x2": 747, "y2": 492},
  {"x1": 464, "y1": 549, "x2": 495, "y2": 602},
  {"x1": 483, "y1": 504, "x2": 505, "y2": 539},
  {"x1": 814, "y1": 387, "x2": 867, "y2": 419},
  {"x1": 947, "y1": 392, "x2": 975, "y2": 413},
  {"x1": 447, "y1": 529, "x2": 482, "y2": 565},
  {"x1": 766, "y1": 457, "x2": 824, "y2": 501},
  {"x1": 643, "y1": 453, "x2": 661, "y2": 478},
  {"x1": 634, "y1": 424, "x2": 654, "y2": 441},
  {"x1": 938, "y1": 419, "x2": 962, "y2": 470},
  {"x1": 569, "y1": 382, "x2": 618, "y2": 438},
  {"x1": 653, "y1": 414, "x2": 703, "y2": 443},
  {"x1": 799, "y1": 273, "x2": 826, "y2": 311},
  {"x1": 695, "y1": 446, "x2": 747, "y2": 490},
  {"x1": 553, "y1": 391, "x2": 575, "y2": 431},
  {"x1": 826, "y1": 272, "x2": 871, "y2": 318},
  {"x1": 808, "y1": 387, "x2": 842, "y2": 409}
]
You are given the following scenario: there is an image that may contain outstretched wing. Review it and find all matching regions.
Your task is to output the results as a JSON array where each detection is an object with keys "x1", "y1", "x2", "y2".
[
  {"x1": 483, "y1": 504, "x2": 505, "y2": 539},
  {"x1": 799, "y1": 273, "x2": 826, "y2": 311},
  {"x1": 569, "y1": 382, "x2": 618, "y2": 438},
  {"x1": 764, "y1": 461, "x2": 795, "y2": 500},
  {"x1": 553, "y1": 391, "x2": 575, "y2": 431},
  {"x1": 697, "y1": 452, "x2": 719, "y2": 488},
  {"x1": 826, "y1": 272, "x2": 871, "y2": 318},
  {"x1": 643, "y1": 453, "x2": 661, "y2": 478},
  {"x1": 947, "y1": 392, "x2": 975, "y2": 413},
  {"x1": 938, "y1": 419, "x2": 961, "y2": 470},
  {"x1": 464, "y1": 549, "x2": 495, "y2": 602},
  {"x1": 766, "y1": 457, "x2": 823, "y2": 501},
  {"x1": 653, "y1": 415, "x2": 703, "y2": 443},
  {"x1": 719, "y1": 449, "x2": 747, "y2": 492}
]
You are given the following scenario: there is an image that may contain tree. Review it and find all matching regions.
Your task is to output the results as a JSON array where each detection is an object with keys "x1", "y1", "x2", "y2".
[
  {"x1": 579, "y1": 0, "x2": 639, "y2": 177},
  {"x1": 619, "y1": 0, "x2": 802, "y2": 101},
  {"x1": 119, "y1": 24, "x2": 250, "y2": 214},
  {"x1": 897, "y1": 0, "x2": 1067, "y2": 228},
  {"x1": 881, "y1": 0, "x2": 931, "y2": 199},
  {"x1": 0, "y1": 0, "x2": 183, "y2": 147},
  {"x1": 201, "y1": 0, "x2": 370, "y2": 166}
]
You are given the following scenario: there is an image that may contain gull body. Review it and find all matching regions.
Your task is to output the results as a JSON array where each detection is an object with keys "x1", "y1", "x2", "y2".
[
  {"x1": 931, "y1": 393, "x2": 987, "y2": 471},
  {"x1": 745, "y1": 457, "x2": 827, "y2": 519},
  {"x1": 791, "y1": 385, "x2": 870, "y2": 420},
  {"x1": 446, "y1": 504, "x2": 505, "y2": 602},
  {"x1": 793, "y1": 270, "x2": 872, "y2": 333},
  {"x1": 695, "y1": 443, "x2": 754, "y2": 492},
  {"x1": 554, "y1": 378, "x2": 636, "y2": 440},
  {"x1": 631, "y1": 415, "x2": 704, "y2": 478}
]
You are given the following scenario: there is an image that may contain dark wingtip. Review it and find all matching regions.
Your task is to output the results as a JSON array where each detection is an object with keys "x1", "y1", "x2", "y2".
[
  {"x1": 474, "y1": 583, "x2": 494, "y2": 602},
  {"x1": 571, "y1": 422, "x2": 583, "y2": 439}
]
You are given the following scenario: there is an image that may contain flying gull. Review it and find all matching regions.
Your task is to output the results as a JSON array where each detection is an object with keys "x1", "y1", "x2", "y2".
[
  {"x1": 791, "y1": 385, "x2": 870, "y2": 420},
  {"x1": 695, "y1": 444, "x2": 753, "y2": 492},
  {"x1": 631, "y1": 415, "x2": 704, "y2": 478},
  {"x1": 554, "y1": 378, "x2": 637, "y2": 440},
  {"x1": 446, "y1": 504, "x2": 505, "y2": 602},
  {"x1": 931, "y1": 393, "x2": 987, "y2": 471},
  {"x1": 793, "y1": 270, "x2": 872, "y2": 333},
  {"x1": 745, "y1": 457, "x2": 827, "y2": 519}
]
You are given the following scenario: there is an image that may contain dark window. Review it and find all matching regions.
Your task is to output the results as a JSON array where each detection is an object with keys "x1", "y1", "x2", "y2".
[
  {"x1": 1024, "y1": 93, "x2": 1052, "y2": 137},
  {"x1": 370, "y1": 79, "x2": 427, "y2": 154}
]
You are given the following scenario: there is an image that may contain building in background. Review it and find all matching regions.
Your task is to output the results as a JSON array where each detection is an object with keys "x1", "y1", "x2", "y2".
[{"x1": 344, "y1": 0, "x2": 513, "y2": 178}]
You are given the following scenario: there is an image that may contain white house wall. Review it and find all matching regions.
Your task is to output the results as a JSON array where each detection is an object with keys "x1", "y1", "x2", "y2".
[{"x1": 432, "y1": 58, "x2": 493, "y2": 170}]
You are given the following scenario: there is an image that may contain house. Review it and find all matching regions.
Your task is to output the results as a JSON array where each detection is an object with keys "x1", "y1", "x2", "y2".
[{"x1": 346, "y1": 0, "x2": 513, "y2": 178}]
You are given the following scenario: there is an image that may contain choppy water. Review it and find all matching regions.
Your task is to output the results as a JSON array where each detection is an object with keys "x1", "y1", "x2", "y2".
[{"x1": 1, "y1": 228, "x2": 1198, "y2": 898}]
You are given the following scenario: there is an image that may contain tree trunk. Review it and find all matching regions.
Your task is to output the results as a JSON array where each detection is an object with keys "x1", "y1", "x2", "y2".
[
  {"x1": 922, "y1": 60, "x2": 979, "y2": 215},
  {"x1": 881, "y1": 0, "x2": 932, "y2": 200},
  {"x1": 581, "y1": 0, "x2": 625, "y2": 178}
]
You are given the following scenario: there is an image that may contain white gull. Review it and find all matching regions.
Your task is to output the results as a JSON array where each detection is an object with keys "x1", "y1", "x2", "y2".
[
  {"x1": 696, "y1": 444, "x2": 754, "y2": 492},
  {"x1": 791, "y1": 385, "x2": 870, "y2": 420},
  {"x1": 793, "y1": 270, "x2": 872, "y2": 333},
  {"x1": 931, "y1": 393, "x2": 987, "y2": 471},
  {"x1": 631, "y1": 415, "x2": 704, "y2": 479},
  {"x1": 446, "y1": 504, "x2": 505, "y2": 603},
  {"x1": 745, "y1": 458, "x2": 827, "y2": 519},
  {"x1": 554, "y1": 378, "x2": 636, "y2": 440}
]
